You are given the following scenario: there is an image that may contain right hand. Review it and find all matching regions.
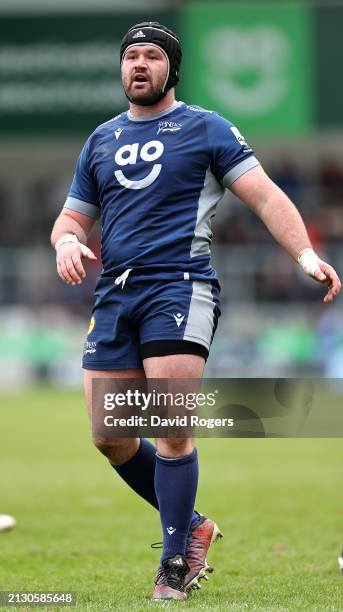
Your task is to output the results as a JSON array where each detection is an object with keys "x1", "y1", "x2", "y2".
[{"x1": 56, "y1": 242, "x2": 97, "y2": 285}]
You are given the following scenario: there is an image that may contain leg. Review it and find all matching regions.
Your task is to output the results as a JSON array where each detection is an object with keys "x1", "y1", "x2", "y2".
[
  {"x1": 85, "y1": 368, "x2": 161, "y2": 509},
  {"x1": 84, "y1": 368, "x2": 143, "y2": 464},
  {"x1": 85, "y1": 367, "x2": 202, "y2": 517},
  {"x1": 144, "y1": 355, "x2": 204, "y2": 562},
  {"x1": 144, "y1": 355, "x2": 223, "y2": 597},
  {"x1": 145, "y1": 353, "x2": 204, "y2": 459}
]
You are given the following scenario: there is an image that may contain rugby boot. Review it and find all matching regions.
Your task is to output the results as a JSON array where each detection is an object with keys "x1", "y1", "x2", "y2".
[
  {"x1": 152, "y1": 553, "x2": 189, "y2": 600},
  {"x1": 185, "y1": 515, "x2": 223, "y2": 590}
]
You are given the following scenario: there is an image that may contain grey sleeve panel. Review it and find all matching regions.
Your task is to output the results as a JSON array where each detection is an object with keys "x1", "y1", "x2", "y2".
[
  {"x1": 222, "y1": 156, "x2": 260, "y2": 187},
  {"x1": 63, "y1": 196, "x2": 100, "y2": 219}
]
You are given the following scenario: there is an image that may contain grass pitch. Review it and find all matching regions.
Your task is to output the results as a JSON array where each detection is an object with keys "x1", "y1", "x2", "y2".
[{"x1": 0, "y1": 387, "x2": 342, "y2": 611}]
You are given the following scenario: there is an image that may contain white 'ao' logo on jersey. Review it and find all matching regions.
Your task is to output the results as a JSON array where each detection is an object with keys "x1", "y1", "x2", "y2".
[{"x1": 114, "y1": 140, "x2": 164, "y2": 190}]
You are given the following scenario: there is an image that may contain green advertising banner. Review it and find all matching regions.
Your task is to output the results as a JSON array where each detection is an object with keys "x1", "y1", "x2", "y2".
[
  {"x1": 315, "y1": 6, "x2": 343, "y2": 127},
  {"x1": 180, "y1": 3, "x2": 314, "y2": 136},
  {"x1": 0, "y1": 11, "x2": 177, "y2": 136}
]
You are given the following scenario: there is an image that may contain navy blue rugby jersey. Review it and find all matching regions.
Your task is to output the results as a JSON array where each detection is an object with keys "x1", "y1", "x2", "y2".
[{"x1": 64, "y1": 101, "x2": 260, "y2": 279}]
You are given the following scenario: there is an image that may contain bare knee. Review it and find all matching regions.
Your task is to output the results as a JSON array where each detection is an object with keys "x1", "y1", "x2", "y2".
[
  {"x1": 156, "y1": 437, "x2": 194, "y2": 458},
  {"x1": 92, "y1": 436, "x2": 139, "y2": 465},
  {"x1": 92, "y1": 435, "x2": 122, "y2": 456}
]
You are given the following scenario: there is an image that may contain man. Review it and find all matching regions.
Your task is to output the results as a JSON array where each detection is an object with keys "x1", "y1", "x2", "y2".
[{"x1": 51, "y1": 21, "x2": 341, "y2": 601}]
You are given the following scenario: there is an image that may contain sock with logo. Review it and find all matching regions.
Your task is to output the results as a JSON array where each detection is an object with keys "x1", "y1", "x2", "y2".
[
  {"x1": 155, "y1": 448, "x2": 199, "y2": 561},
  {"x1": 113, "y1": 438, "x2": 200, "y2": 528}
]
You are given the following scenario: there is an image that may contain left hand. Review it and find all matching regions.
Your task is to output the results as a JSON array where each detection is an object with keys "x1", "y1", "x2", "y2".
[
  {"x1": 298, "y1": 248, "x2": 341, "y2": 303},
  {"x1": 313, "y1": 260, "x2": 341, "y2": 303}
]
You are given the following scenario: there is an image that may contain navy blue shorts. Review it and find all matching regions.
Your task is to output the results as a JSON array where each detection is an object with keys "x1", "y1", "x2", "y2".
[{"x1": 82, "y1": 273, "x2": 221, "y2": 371}]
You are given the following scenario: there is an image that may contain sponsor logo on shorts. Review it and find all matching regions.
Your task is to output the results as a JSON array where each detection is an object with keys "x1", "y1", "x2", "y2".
[
  {"x1": 87, "y1": 316, "x2": 95, "y2": 335},
  {"x1": 84, "y1": 341, "x2": 97, "y2": 355}
]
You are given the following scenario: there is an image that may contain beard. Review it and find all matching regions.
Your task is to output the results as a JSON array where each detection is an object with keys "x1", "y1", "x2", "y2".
[
  {"x1": 122, "y1": 73, "x2": 167, "y2": 106},
  {"x1": 125, "y1": 88, "x2": 166, "y2": 106}
]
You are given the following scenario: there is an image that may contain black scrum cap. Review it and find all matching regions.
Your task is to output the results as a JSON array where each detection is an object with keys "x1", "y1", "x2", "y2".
[{"x1": 120, "y1": 21, "x2": 182, "y2": 93}]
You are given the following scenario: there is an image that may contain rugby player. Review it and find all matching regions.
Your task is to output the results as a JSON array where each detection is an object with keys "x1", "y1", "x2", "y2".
[{"x1": 51, "y1": 22, "x2": 341, "y2": 600}]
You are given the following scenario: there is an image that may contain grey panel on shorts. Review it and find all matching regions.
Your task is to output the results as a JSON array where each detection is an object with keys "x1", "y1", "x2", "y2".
[
  {"x1": 64, "y1": 196, "x2": 100, "y2": 219},
  {"x1": 183, "y1": 281, "x2": 216, "y2": 350}
]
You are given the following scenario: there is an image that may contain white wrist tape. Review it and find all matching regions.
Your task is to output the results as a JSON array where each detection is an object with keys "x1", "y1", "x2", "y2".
[
  {"x1": 297, "y1": 248, "x2": 321, "y2": 276},
  {"x1": 55, "y1": 234, "x2": 79, "y2": 250},
  {"x1": 55, "y1": 233, "x2": 91, "y2": 257}
]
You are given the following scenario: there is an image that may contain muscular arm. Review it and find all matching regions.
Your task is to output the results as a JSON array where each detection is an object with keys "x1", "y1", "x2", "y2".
[
  {"x1": 230, "y1": 165, "x2": 341, "y2": 303},
  {"x1": 51, "y1": 209, "x2": 98, "y2": 285},
  {"x1": 51, "y1": 209, "x2": 96, "y2": 247},
  {"x1": 230, "y1": 165, "x2": 311, "y2": 258}
]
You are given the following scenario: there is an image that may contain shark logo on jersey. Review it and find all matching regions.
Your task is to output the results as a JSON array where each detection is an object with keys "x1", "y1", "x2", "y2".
[
  {"x1": 157, "y1": 121, "x2": 182, "y2": 135},
  {"x1": 114, "y1": 140, "x2": 164, "y2": 190}
]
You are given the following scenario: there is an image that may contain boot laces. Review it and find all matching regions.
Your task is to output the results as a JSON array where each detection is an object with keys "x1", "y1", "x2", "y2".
[
  {"x1": 155, "y1": 560, "x2": 188, "y2": 590},
  {"x1": 186, "y1": 529, "x2": 206, "y2": 565}
]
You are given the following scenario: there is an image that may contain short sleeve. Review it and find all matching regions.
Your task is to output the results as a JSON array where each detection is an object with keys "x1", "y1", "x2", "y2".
[
  {"x1": 205, "y1": 113, "x2": 260, "y2": 187},
  {"x1": 64, "y1": 138, "x2": 101, "y2": 219}
]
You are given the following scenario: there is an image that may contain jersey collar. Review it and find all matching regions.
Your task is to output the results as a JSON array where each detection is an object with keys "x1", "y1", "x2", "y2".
[{"x1": 127, "y1": 100, "x2": 184, "y2": 122}]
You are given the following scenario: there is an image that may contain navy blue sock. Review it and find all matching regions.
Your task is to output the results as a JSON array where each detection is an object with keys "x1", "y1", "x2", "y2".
[
  {"x1": 155, "y1": 448, "x2": 199, "y2": 561},
  {"x1": 113, "y1": 438, "x2": 159, "y2": 509},
  {"x1": 112, "y1": 439, "x2": 200, "y2": 527}
]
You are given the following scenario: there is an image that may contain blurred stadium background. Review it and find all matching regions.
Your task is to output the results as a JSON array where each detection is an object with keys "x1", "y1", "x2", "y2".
[
  {"x1": 1, "y1": 0, "x2": 343, "y2": 389},
  {"x1": 1, "y1": 4, "x2": 343, "y2": 609}
]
